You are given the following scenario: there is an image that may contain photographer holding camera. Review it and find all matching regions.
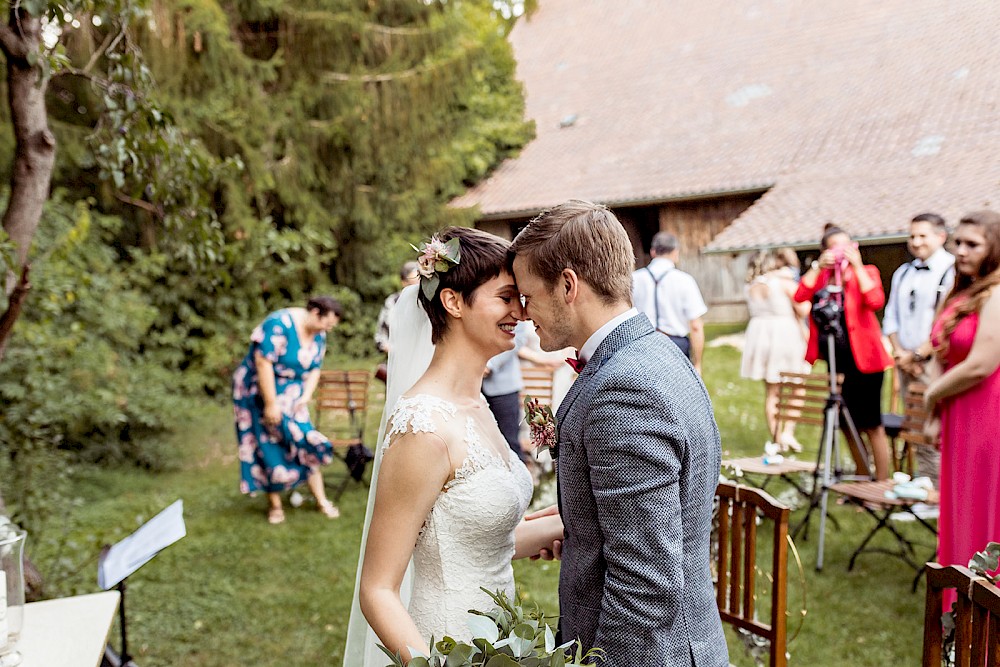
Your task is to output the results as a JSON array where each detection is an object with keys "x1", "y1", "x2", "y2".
[{"x1": 795, "y1": 225, "x2": 894, "y2": 481}]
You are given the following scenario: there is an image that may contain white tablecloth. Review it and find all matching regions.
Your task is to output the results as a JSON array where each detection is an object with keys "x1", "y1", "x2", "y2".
[{"x1": 17, "y1": 590, "x2": 120, "y2": 667}]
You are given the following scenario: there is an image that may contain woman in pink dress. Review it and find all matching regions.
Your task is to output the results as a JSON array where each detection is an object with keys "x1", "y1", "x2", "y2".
[{"x1": 925, "y1": 210, "x2": 1000, "y2": 590}]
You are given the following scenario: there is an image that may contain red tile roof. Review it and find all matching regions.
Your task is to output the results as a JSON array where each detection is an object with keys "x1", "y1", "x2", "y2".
[{"x1": 452, "y1": 0, "x2": 1000, "y2": 249}]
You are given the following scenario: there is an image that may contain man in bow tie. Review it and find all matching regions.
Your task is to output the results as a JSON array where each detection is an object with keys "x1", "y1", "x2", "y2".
[
  {"x1": 510, "y1": 200, "x2": 727, "y2": 667},
  {"x1": 883, "y1": 212, "x2": 955, "y2": 490}
]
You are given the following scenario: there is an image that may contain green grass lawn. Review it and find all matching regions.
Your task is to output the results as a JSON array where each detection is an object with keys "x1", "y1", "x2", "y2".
[{"x1": 38, "y1": 337, "x2": 930, "y2": 666}]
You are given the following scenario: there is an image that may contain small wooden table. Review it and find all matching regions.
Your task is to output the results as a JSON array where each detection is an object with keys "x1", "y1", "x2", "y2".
[{"x1": 18, "y1": 590, "x2": 120, "y2": 667}]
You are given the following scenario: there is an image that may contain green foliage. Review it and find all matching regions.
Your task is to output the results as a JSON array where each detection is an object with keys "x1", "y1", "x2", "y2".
[
  {"x1": 379, "y1": 589, "x2": 603, "y2": 667},
  {"x1": 0, "y1": 193, "x2": 187, "y2": 482}
]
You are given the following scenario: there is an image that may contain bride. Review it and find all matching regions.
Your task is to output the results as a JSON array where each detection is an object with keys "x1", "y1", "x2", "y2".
[{"x1": 344, "y1": 227, "x2": 564, "y2": 665}]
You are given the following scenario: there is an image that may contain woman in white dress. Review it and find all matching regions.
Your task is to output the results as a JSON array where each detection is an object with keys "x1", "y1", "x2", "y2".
[
  {"x1": 350, "y1": 227, "x2": 564, "y2": 664},
  {"x1": 740, "y1": 248, "x2": 812, "y2": 451}
]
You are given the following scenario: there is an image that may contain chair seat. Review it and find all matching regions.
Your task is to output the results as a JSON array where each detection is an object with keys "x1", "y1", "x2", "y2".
[
  {"x1": 828, "y1": 479, "x2": 932, "y2": 507},
  {"x1": 724, "y1": 456, "x2": 816, "y2": 476}
]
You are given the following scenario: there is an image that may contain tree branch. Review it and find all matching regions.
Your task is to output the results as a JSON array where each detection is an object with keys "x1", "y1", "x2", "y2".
[
  {"x1": 114, "y1": 192, "x2": 164, "y2": 218},
  {"x1": 0, "y1": 21, "x2": 28, "y2": 61},
  {"x1": 0, "y1": 264, "x2": 31, "y2": 362}
]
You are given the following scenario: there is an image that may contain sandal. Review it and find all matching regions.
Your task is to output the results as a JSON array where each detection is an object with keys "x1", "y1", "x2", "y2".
[
  {"x1": 317, "y1": 499, "x2": 340, "y2": 519},
  {"x1": 267, "y1": 507, "x2": 285, "y2": 525}
]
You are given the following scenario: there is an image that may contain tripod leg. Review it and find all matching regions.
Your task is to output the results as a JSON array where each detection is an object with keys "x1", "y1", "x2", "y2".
[{"x1": 838, "y1": 402, "x2": 872, "y2": 477}]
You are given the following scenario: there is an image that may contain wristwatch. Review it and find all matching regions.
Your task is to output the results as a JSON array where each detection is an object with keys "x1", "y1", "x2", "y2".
[{"x1": 810, "y1": 260, "x2": 820, "y2": 272}]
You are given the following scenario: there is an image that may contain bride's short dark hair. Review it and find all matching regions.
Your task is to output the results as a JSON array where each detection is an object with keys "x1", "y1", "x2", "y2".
[{"x1": 417, "y1": 226, "x2": 512, "y2": 344}]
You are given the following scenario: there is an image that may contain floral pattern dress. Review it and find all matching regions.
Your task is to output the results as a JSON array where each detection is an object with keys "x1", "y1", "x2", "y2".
[{"x1": 233, "y1": 309, "x2": 333, "y2": 494}]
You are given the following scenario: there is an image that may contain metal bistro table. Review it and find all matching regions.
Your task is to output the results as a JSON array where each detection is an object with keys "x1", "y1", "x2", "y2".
[{"x1": 18, "y1": 590, "x2": 120, "y2": 667}]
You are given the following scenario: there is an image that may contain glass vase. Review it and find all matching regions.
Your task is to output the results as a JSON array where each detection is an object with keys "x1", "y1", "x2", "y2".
[{"x1": 0, "y1": 528, "x2": 25, "y2": 667}]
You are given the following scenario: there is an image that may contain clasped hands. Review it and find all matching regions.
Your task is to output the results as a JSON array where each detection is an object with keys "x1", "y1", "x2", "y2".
[
  {"x1": 525, "y1": 504, "x2": 563, "y2": 561},
  {"x1": 262, "y1": 398, "x2": 311, "y2": 426}
]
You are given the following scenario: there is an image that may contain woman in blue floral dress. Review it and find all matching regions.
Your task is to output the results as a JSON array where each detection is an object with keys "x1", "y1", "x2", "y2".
[{"x1": 233, "y1": 296, "x2": 342, "y2": 524}]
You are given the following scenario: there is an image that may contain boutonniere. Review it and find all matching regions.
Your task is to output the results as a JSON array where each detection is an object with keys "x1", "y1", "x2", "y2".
[{"x1": 524, "y1": 396, "x2": 557, "y2": 459}]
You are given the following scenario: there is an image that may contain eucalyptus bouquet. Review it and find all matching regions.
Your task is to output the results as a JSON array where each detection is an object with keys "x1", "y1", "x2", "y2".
[{"x1": 380, "y1": 589, "x2": 603, "y2": 667}]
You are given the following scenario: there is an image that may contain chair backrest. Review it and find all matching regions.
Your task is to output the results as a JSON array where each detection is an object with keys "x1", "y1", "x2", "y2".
[
  {"x1": 773, "y1": 371, "x2": 842, "y2": 438},
  {"x1": 922, "y1": 563, "x2": 998, "y2": 667},
  {"x1": 899, "y1": 383, "x2": 935, "y2": 451},
  {"x1": 715, "y1": 481, "x2": 790, "y2": 667},
  {"x1": 315, "y1": 369, "x2": 372, "y2": 443},
  {"x1": 520, "y1": 363, "x2": 556, "y2": 407}
]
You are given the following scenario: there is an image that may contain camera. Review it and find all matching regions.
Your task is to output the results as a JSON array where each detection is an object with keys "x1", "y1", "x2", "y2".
[{"x1": 811, "y1": 285, "x2": 844, "y2": 339}]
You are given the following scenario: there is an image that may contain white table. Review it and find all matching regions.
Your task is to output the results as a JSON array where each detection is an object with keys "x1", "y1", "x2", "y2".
[{"x1": 17, "y1": 590, "x2": 120, "y2": 666}]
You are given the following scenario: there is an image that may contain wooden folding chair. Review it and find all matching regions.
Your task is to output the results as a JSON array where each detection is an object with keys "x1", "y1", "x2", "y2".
[
  {"x1": 519, "y1": 362, "x2": 556, "y2": 407},
  {"x1": 922, "y1": 563, "x2": 1000, "y2": 666},
  {"x1": 829, "y1": 385, "x2": 938, "y2": 589},
  {"x1": 715, "y1": 481, "x2": 790, "y2": 667},
  {"x1": 723, "y1": 372, "x2": 836, "y2": 500},
  {"x1": 314, "y1": 368, "x2": 374, "y2": 500}
]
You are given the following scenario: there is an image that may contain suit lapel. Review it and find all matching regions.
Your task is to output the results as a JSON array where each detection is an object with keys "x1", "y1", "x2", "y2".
[{"x1": 555, "y1": 314, "x2": 654, "y2": 429}]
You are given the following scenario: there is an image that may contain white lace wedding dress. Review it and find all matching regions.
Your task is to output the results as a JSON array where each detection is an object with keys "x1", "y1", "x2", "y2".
[{"x1": 383, "y1": 393, "x2": 534, "y2": 642}]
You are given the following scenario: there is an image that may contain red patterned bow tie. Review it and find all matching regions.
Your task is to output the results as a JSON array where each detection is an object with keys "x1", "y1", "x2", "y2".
[{"x1": 565, "y1": 355, "x2": 586, "y2": 373}]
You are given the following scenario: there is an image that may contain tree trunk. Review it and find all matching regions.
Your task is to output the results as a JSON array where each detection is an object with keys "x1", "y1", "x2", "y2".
[
  {"x1": 0, "y1": 10, "x2": 55, "y2": 596},
  {"x1": 0, "y1": 10, "x2": 56, "y2": 360},
  {"x1": 2, "y1": 13, "x2": 56, "y2": 270}
]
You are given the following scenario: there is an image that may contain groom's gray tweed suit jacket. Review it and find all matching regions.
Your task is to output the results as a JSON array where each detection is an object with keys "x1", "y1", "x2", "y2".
[{"x1": 555, "y1": 313, "x2": 727, "y2": 667}]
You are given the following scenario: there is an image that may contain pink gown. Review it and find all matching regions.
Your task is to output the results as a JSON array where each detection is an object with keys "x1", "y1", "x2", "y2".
[{"x1": 931, "y1": 303, "x2": 1000, "y2": 592}]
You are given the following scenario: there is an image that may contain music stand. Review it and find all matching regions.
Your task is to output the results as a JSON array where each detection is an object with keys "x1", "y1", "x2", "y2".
[{"x1": 97, "y1": 500, "x2": 186, "y2": 666}]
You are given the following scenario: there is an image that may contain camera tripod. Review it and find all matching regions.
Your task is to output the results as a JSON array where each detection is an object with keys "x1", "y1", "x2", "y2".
[{"x1": 791, "y1": 331, "x2": 872, "y2": 570}]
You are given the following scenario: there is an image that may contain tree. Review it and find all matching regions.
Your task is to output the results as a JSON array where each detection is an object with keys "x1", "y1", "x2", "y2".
[{"x1": 0, "y1": 0, "x2": 232, "y2": 361}]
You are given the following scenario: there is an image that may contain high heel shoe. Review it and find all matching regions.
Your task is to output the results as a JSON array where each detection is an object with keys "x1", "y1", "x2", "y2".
[{"x1": 779, "y1": 434, "x2": 803, "y2": 453}]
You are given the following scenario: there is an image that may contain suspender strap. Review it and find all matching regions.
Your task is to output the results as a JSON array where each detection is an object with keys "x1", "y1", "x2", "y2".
[{"x1": 645, "y1": 266, "x2": 672, "y2": 333}]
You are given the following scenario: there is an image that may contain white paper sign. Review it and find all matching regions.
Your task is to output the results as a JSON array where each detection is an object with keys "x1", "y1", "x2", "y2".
[
  {"x1": 98, "y1": 500, "x2": 186, "y2": 590},
  {"x1": 0, "y1": 570, "x2": 8, "y2": 649}
]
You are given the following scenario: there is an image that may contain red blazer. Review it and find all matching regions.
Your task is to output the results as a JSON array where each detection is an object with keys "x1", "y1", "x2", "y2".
[{"x1": 794, "y1": 265, "x2": 894, "y2": 374}]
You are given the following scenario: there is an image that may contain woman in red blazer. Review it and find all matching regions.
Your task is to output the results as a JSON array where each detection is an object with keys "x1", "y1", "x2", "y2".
[{"x1": 795, "y1": 226, "x2": 894, "y2": 480}]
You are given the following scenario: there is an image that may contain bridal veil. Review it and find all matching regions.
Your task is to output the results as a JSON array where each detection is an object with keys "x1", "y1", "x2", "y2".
[{"x1": 343, "y1": 284, "x2": 434, "y2": 667}]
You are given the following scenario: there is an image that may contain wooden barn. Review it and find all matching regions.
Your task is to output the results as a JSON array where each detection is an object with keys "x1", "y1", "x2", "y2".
[{"x1": 452, "y1": 0, "x2": 1000, "y2": 322}]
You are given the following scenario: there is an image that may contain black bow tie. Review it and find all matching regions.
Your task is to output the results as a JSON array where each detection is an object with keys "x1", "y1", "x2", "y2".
[{"x1": 913, "y1": 263, "x2": 931, "y2": 271}]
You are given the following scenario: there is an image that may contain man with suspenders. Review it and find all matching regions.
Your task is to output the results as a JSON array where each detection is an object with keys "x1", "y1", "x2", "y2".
[
  {"x1": 883, "y1": 212, "x2": 955, "y2": 493},
  {"x1": 632, "y1": 232, "x2": 708, "y2": 374}
]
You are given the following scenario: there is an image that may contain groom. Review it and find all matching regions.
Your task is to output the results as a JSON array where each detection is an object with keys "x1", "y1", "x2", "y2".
[{"x1": 511, "y1": 201, "x2": 728, "y2": 666}]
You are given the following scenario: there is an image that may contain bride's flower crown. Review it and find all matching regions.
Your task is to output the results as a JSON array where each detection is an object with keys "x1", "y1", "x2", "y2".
[{"x1": 411, "y1": 236, "x2": 462, "y2": 300}]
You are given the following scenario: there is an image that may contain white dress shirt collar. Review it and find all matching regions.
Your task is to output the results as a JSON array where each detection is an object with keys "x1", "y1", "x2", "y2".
[
  {"x1": 578, "y1": 308, "x2": 639, "y2": 364},
  {"x1": 916, "y1": 246, "x2": 952, "y2": 270}
]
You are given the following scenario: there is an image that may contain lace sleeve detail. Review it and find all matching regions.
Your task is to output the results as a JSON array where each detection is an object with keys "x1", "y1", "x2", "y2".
[{"x1": 382, "y1": 394, "x2": 457, "y2": 453}]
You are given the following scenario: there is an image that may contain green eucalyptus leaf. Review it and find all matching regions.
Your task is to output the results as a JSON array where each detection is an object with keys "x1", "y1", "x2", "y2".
[
  {"x1": 467, "y1": 613, "x2": 500, "y2": 643},
  {"x1": 421, "y1": 275, "x2": 439, "y2": 300},
  {"x1": 444, "y1": 643, "x2": 476, "y2": 666},
  {"x1": 543, "y1": 625, "x2": 555, "y2": 654},
  {"x1": 485, "y1": 654, "x2": 520, "y2": 667},
  {"x1": 444, "y1": 237, "x2": 462, "y2": 263}
]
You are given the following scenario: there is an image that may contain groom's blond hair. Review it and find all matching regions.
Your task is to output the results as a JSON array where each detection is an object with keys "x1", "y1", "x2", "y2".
[{"x1": 511, "y1": 200, "x2": 634, "y2": 305}]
